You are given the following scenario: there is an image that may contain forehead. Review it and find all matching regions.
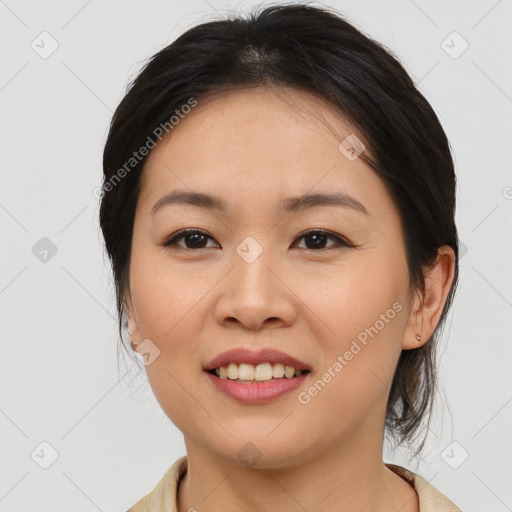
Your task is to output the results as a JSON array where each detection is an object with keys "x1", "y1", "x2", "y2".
[
  {"x1": 200, "y1": 87, "x2": 355, "y2": 149},
  {"x1": 136, "y1": 86, "x2": 393, "y2": 221}
]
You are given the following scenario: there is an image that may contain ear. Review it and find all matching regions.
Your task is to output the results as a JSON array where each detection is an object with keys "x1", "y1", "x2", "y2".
[
  {"x1": 123, "y1": 290, "x2": 141, "y2": 349},
  {"x1": 402, "y1": 245, "x2": 456, "y2": 350}
]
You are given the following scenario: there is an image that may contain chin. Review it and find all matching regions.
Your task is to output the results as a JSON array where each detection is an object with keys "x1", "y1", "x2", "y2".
[{"x1": 202, "y1": 433, "x2": 314, "y2": 470}]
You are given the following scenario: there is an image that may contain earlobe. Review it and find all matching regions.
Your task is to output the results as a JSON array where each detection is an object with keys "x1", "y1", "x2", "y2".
[
  {"x1": 126, "y1": 310, "x2": 141, "y2": 352},
  {"x1": 402, "y1": 245, "x2": 456, "y2": 350}
]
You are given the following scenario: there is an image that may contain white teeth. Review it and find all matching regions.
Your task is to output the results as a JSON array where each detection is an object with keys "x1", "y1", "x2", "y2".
[
  {"x1": 284, "y1": 365, "x2": 295, "y2": 378},
  {"x1": 254, "y1": 363, "x2": 273, "y2": 381},
  {"x1": 227, "y1": 362, "x2": 238, "y2": 379},
  {"x1": 238, "y1": 363, "x2": 254, "y2": 380},
  {"x1": 213, "y1": 362, "x2": 306, "y2": 381},
  {"x1": 272, "y1": 363, "x2": 285, "y2": 378}
]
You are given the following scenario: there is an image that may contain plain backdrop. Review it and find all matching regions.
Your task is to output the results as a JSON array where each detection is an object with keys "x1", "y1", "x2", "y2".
[{"x1": 1, "y1": 0, "x2": 511, "y2": 510}]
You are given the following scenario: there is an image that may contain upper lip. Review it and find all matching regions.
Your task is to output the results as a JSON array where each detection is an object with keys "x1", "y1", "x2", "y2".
[{"x1": 204, "y1": 347, "x2": 312, "y2": 371}]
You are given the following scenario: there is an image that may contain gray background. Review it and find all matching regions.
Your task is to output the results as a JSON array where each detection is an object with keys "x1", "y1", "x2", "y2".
[{"x1": 1, "y1": 0, "x2": 511, "y2": 510}]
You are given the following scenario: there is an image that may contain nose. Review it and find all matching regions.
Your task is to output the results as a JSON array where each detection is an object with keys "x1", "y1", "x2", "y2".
[{"x1": 213, "y1": 244, "x2": 297, "y2": 331}]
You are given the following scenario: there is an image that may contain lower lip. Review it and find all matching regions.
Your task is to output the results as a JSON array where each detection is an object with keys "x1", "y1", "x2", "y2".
[{"x1": 204, "y1": 371, "x2": 310, "y2": 403}]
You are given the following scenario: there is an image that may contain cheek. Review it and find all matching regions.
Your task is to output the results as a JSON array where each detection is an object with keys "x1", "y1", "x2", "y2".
[
  {"x1": 131, "y1": 286, "x2": 209, "y2": 438},
  {"x1": 296, "y1": 255, "x2": 407, "y2": 414},
  {"x1": 129, "y1": 240, "x2": 213, "y2": 338},
  {"x1": 128, "y1": 247, "x2": 218, "y2": 429},
  {"x1": 130, "y1": 273, "x2": 209, "y2": 367},
  {"x1": 299, "y1": 251, "x2": 407, "y2": 347},
  {"x1": 296, "y1": 295, "x2": 405, "y2": 446}
]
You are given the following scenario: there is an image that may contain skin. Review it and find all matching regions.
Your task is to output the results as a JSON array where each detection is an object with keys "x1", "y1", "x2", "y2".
[{"x1": 125, "y1": 86, "x2": 456, "y2": 512}]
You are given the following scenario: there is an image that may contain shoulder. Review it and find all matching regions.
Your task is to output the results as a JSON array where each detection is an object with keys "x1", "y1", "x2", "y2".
[
  {"x1": 125, "y1": 455, "x2": 188, "y2": 512},
  {"x1": 385, "y1": 463, "x2": 462, "y2": 512}
]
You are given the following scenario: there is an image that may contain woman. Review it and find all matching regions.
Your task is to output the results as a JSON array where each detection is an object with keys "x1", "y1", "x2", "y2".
[{"x1": 99, "y1": 3, "x2": 461, "y2": 511}]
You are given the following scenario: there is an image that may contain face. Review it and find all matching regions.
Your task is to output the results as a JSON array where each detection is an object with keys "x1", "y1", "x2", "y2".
[{"x1": 126, "y1": 86, "x2": 419, "y2": 468}]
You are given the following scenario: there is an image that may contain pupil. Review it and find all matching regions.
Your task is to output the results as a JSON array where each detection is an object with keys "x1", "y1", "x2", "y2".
[
  {"x1": 187, "y1": 233, "x2": 206, "y2": 248},
  {"x1": 307, "y1": 233, "x2": 326, "y2": 249}
]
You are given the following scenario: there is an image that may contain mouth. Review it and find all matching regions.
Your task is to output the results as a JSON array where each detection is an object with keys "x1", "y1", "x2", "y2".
[
  {"x1": 203, "y1": 347, "x2": 312, "y2": 381},
  {"x1": 203, "y1": 347, "x2": 312, "y2": 403}
]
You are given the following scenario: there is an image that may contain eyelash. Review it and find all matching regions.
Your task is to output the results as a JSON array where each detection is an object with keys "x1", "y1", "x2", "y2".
[{"x1": 161, "y1": 228, "x2": 353, "y2": 251}]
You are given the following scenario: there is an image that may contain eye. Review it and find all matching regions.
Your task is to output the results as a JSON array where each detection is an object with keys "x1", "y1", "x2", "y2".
[
  {"x1": 162, "y1": 228, "x2": 218, "y2": 250},
  {"x1": 292, "y1": 229, "x2": 352, "y2": 250},
  {"x1": 162, "y1": 228, "x2": 352, "y2": 251}
]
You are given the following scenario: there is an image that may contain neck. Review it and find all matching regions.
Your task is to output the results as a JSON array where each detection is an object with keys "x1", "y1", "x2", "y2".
[{"x1": 177, "y1": 422, "x2": 418, "y2": 512}]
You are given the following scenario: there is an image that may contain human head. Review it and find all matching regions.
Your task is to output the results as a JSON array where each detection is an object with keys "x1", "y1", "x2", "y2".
[{"x1": 99, "y1": 2, "x2": 459, "y2": 456}]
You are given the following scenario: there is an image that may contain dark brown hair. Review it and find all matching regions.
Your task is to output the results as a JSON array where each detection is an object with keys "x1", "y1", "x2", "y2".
[{"x1": 99, "y1": 2, "x2": 460, "y2": 455}]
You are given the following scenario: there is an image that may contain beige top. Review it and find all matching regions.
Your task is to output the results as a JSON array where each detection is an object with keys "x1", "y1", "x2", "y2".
[{"x1": 126, "y1": 456, "x2": 462, "y2": 511}]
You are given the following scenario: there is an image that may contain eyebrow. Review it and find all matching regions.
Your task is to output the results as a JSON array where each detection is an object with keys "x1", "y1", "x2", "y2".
[{"x1": 151, "y1": 190, "x2": 369, "y2": 216}]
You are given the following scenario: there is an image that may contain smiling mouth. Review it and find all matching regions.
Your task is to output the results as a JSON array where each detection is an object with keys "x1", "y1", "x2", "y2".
[{"x1": 206, "y1": 362, "x2": 311, "y2": 383}]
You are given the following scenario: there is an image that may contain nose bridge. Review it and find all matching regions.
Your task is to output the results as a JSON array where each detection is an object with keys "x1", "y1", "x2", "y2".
[
  {"x1": 231, "y1": 235, "x2": 277, "y2": 302},
  {"x1": 214, "y1": 234, "x2": 295, "y2": 329}
]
